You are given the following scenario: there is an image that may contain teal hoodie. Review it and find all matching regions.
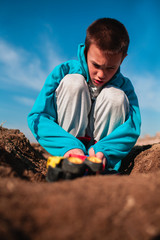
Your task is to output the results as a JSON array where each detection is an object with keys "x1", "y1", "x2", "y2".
[{"x1": 28, "y1": 44, "x2": 141, "y2": 170}]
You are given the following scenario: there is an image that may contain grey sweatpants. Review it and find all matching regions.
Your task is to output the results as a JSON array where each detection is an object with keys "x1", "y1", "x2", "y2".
[{"x1": 56, "y1": 74, "x2": 129, "y2": 142}]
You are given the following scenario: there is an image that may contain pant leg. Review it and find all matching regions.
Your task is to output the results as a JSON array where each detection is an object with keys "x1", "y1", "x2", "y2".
[
  {"x1": 55, "y1": 74, "x2": 91, "y2": 137},
  {"x1": 89, "y1": 85, "x2": 129, "y2": 141}
]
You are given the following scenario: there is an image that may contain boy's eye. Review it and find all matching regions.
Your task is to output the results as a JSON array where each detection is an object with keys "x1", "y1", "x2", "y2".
[
  {"x1": 92, "y1": 62, "x2": 116, "y2": 71},
  {"x1": 93, "y1": 63, "x2": 101, "y2": 69},
  {"x1": 107, "y1": 67, "x2": 115, "y2": 71}
]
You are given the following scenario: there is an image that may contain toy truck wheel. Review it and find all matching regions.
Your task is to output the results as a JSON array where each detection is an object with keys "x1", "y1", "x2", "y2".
[
  {"x1": 46, "y1": 166, "x2": 63, "y2": 182},
  {"x1": 84, "y1": 157, "x2": 103, "y2": 172},
  {"x1": 62, "y1": 157, "x2": 86, "y2": 175}
]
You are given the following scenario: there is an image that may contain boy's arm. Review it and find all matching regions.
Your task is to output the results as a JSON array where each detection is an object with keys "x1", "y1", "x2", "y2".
[
  {"x1": 28, "y1": 64, "x2": 87, "y2": 156},
  {"x1": 90, "y1": 78, "x2": 141, "y2": 169}
]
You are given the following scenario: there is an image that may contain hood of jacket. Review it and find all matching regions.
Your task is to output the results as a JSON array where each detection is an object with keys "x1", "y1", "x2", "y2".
[{"x1": 77, "y1": 44, "x2": 90, "y2": 82}]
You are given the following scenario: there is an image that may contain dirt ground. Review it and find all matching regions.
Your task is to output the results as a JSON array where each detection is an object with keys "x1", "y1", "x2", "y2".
[{"x1": 0, "y1": 126, "x2": 160, "y2": 240}]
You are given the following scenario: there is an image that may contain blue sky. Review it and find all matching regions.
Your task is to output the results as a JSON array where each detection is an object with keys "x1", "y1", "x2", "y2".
[{"x1": 0, "y1": 0, "x2": 160, "y2": 142}]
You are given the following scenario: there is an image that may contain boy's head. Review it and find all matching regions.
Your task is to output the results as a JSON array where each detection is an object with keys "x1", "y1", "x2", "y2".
[
  {"x1": 84, "y1": 18, "x2": 130, "y2": 58},
  {"x1": 84, "y1": 18, "x2": 130, "y2": 87}
]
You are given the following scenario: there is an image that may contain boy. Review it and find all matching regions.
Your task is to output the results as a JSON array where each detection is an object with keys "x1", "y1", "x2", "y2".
[{"x1": 28, "y1": 18, "x2": 141, "y2": 171}]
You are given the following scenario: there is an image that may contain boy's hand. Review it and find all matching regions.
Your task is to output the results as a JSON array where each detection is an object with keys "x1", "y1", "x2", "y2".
[
  {"x1": 89, "y1": 147, "x2": 107, "y2": 168},
  {"x1": 64, "y1": 149, "x2": 85, "y2": 158}
]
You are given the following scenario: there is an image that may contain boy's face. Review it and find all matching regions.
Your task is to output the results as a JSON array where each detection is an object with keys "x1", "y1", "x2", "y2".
[{"x1": 87, "y1": 43, "x2": 126, "y2": 87}]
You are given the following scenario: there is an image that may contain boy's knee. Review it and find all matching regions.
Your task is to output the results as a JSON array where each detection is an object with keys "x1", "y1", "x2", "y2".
[
  {"x1": 98, "y1": 85, "x2": 129, "y2": 108},
  {"x1": 60, "y1": 74, "x2": 87, "y2": 93}
]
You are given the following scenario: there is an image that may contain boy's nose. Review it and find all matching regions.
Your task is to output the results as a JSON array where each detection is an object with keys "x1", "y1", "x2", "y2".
[{"x1": 97, "y1": 69, "x2": 105, "y2": 80}]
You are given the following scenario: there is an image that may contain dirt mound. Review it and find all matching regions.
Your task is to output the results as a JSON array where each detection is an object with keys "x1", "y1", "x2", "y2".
[
  {"x1": 0, "y1": 127, "x2": 47, "y2": 182},
  {"x1": 0, "y1": 127, "x2": 160, "y2": 240},
  {"x1": 119, "y1": 144, "x2": 160, "y2": 175}
]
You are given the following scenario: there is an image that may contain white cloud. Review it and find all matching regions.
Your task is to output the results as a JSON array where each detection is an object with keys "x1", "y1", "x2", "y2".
[
  {"x1": 14, "y1": 96, "x2": 35, "y2": 106},
  {"x1": 0, "y1": 39, "x2": 65, "y2": 91},
  {"x1": 43, "y1": 39, "x2": 65, "y2": 71}
]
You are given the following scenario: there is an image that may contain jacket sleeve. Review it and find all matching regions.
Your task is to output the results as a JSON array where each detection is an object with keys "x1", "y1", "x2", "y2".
[
  {"x1": 91, "y1": 77, "x2": 141, "y2": 169},
  {"x1": 27, "y1": 63, "x2": 87, "y2": 156}
]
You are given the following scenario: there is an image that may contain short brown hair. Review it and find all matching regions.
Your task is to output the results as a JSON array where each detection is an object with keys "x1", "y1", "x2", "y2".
[{"x1": 84, "y1": 18, "x2": 130, "y2": 57}]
